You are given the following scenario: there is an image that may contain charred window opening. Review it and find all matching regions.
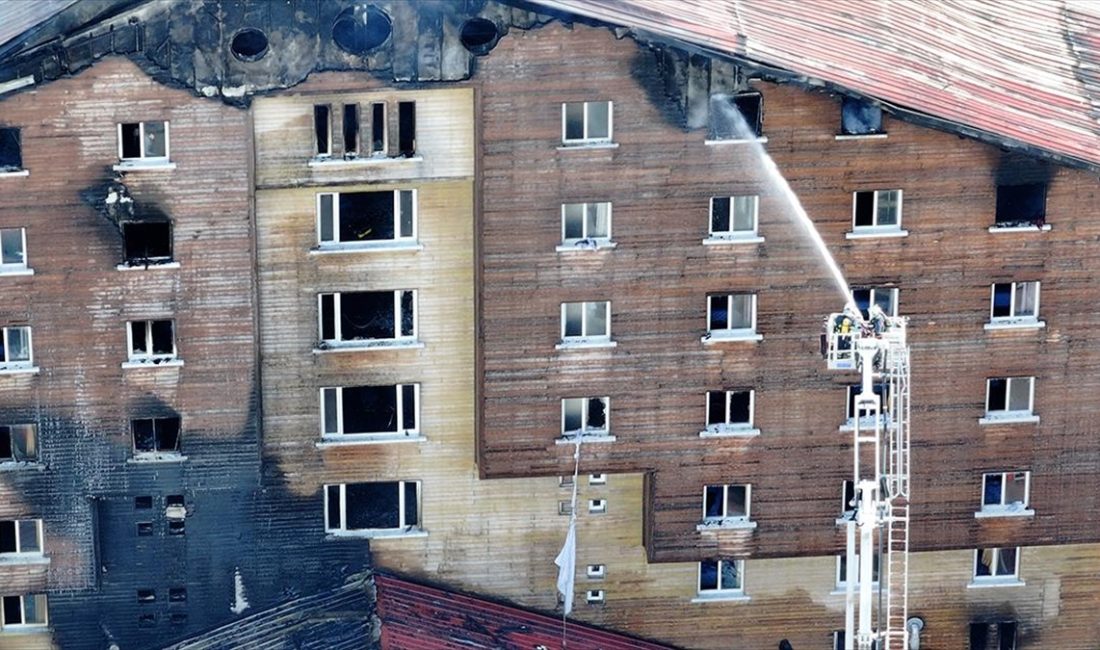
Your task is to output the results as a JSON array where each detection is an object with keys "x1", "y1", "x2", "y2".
[
  {"x1": 314, "y1": 105, "x2": 331, "y2": 156},
  {"x1": 231, "y1": 27, "x2": 269, "y2": 62},
  {"x1": 840, "y1": 97, "x2": 883, "y2": 135},
  {"x1": 166, "y1": 494, "x2": 184, "y2": 508},
  {"x1": 318, "y1": 290, "x2": 416, "y2": 344},
  {"x1": 137, "y1": 589, "x2": 156, "y2": 603},
  {"x1": 370, "y1": 103, "x2": 386, "y2": 155},
  {"x1": 332, "y1": 5, "x2": 392, "y2": 55},
  {"x1": 138, "y1": 613, "x2": 156, "y2": 626},
  {"x1": 398, "y1": 101, "x2": 416, "y2": 157},
  {"x1": 128, "y1": 319, "x2": 175, "y2": 362},
  {"x1": 321, "y1": 384, "x2": 419, "y2": 437},
  {"x1": 0, "y1": 519, "x2": 42, "y2": 554},
  {"x1": 0, "y1": 424, "x2": 37, "y2": 462},
  {"x1": 324, "y1": 481, "x2": 420, "y2": 533},
  {"x1": 995, "y1": 183, "x2": 1046, "y2": 228},
  {"x1": 705, "y1": 390, "x2": 753, "y2": 431},
  {"x1": 343, "y1": 104, "x2": 360, "y2": 156},
  {"x1": 841, "y1": 480, "x2": 856, "y2": 515},
  {"x1": 118, "y1": 121, "x2": 168, "y2": 160},
  {"x1": 561, "y1": 397, "x2": 609, "y2": 438},
  {"x1": 709, "y1": 93, "x2": 762, "y2": 140},
  {"x1": 122, "y1": 221, "x2": 172, "y2": 265},
  {"x1": 168, "y1": 520, "x2": 185, "y2": 535},
  {"x1": 317, "y1": 190, "x2": 415, "y2": 245},
  {"x1": 460, "y1": 18, "x2": 500, "y2": 55},
  {"x1": 0, "y1": 127, "x2": 23, "y2": 172},
  {"x1": 131, "y1": 416, "x2": 181, "y2": 456},
  {"x1": 169, "y1": 588, "x2": 187, "y2": 602}
]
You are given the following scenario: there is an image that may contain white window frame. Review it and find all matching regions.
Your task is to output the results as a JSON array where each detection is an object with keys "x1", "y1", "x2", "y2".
[
  {"x1": 586, "y1": 564, "x2": 606, "y2": 579},
  {"x1": 697, "y1": 559, "x2": 745, "y2": 595},
  {"x1": 701, "y1": 483, "x2": 752, "y2": 526},
  {"x1": 585, "y1": 589, "x2": 605, "y2": 604},
  {"x1": 982, "y1": 376, "x2": 1036, "y2": 424},
  {"x1": 117, "y1": 121, "x2": 170, "y2": 161},
  {"x1": 0, "y1": 227, "x2": 30, "y2": 274},
  {"x1": 323, "y1": 481, "x2": 421, "y2": 535},
  {"x1": 972, "y1": 547, "x2": 1021, "y2": 584},
  {"x1": 986, "y1": 281, "x2": 1042, "y2": 330},
  {"x1": 836, "y1": 554, "x2": 880, "y2": 589},
  {"x1": 560, "y1": 397, "x2": 610, "y2": 439},
  {"x1": 978, "y1": 471, "x2": 1033, "y2": 518},
  {"x1": 126, "y1": 320, "x2": 177, "y2": 364},
  {"x1": 320, "y1": 384, "x2": 420, "y2": 439},
  {"x1": 850, "y1": 189, "x2": 904, "y2": 236},
  {"x1": 588, "y1": 473, "x2": 607, "y2": 486},
  {"x1": 703, "y1": 389, "x2": 756, "y2": 436},
  {"x1": 707, "y1": 195, "x2": 760, "y2": 241},
  {"x1": 851, "y1": 287, "x2": 898, "y2": 318},
  {"x1": 588, "y1": 499, "x2": 606, "y2": 514},
  {"x1": 316, "y1": 190, "x2": 418, "y2": 248},
  {"x1": 561, "y1": 101, "x2": 613, "y2": 145},
  {"x1": 705, "y1": 293, "x2": 760, "y2": 342},
  {"x1": 318, "y1": 291, "x2": 418, "y2": 346},
  {"x1": 0, "y1": 519, "x2": 44, "y2": 556},
  {"x1": 0, "y1": 594, "x2": 48, "y2": 629},
  {"x1": 0, "y1": 326, "x2": 33, "y2": 371},
  {"x1": 558, "y1": 301, "x2": 612, "y2": 346},
  {"x1": 558, "y1": 202, "x2": 613, "y2": 250}
]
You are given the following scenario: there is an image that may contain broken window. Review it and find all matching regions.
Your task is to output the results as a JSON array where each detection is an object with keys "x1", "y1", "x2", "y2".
[
  {"x1": 0, "y1": 228, "x2": 28, "y2": 272},
  {"x1": 840, "y1": 97, "x2": 883, "y2": 135},
  {"x1": 990, "y1": 282, "x2": 1039, "y2": 323},
  {"x1": 131, "y1": 416, "x2": 181, "y2": 457},
  {"x1": 370, "y1": 102, "x2": 386, "y2": 155},
  {"x1": 324, "y1": 481, "x2": 420, "y2": 533},
  {"x1": 995, "y1": 183, "x2": 1046, "y2": 228},
  {"x1": 846, "y1": 383, "x2": 890, "y2": 427},
  {"x1": 118, "y1": 121, "x2": 169, "y2": 160},
  {"x1": 317, "y1": 190, "x2": 416, "y2": 246},
  {"x1": 561, "y1": 202, "x2": 611, "y2": 246},
  {"x1": 709, "y1": 93, "x2": 762, "y2": 140},
  {"x1": 982, "y1": 471, "x2": 1030, "y2": 513},
  {"x1": 122, "y1": 221, "x2": 172, "y2": 265},
  {"x1": 0, "y1": 594, "x2": 48, "y2": 628},
  {"x1": 127, "y1": 320, "x2": 176, "y2": 363},
  {"x1": 698, "y1": 559, "x2": 743, "y2": 594},
  {"x1": 398, "y1": 101, "x2": 416, "y2": 157},
  {"x1": 318, "y1": 290, "x2": 417, "y2": 345},
  {"x1": 851, "y1": 287, "x2": 898, "y2": 319},
  {"x1": 703, "y1": 484, "x2": 750, "y2": 523},
  {"x1": 0, "y1": 424, "x2": 37, "y2": 462},
  {"x1": 561, "y1": 101, "x2": 612, "y2": 145},
  {"x1": 321, "y1": 383, "x2": 419, "y2": 438},
  {"x1": 342, "y1": 104, "x2": 360, "y2": 156},
  {"x1": 0, "y1": 326, "x2": 33, "y2": 370},
  {"x1": 707, "y1": 293, "x2": 756, "y2": 337},
  {"x1": 314, "y1": 105, "x2": 331, "y2": 156},
  {"x1": 0, "y1": 519, "x2": 43, "y2": 554},
  {"x1": 705, "y1": 389, "x2": 754, "y2": 433},
  {"x1": 837, "y1": 553, "x2": 879, "y2": 587},
  {"x1": 561, "y1": 397, "x2": 609, "y2": 439},
  {"x1": 985, "y1": 377, "x2": 1034, "y2": 420},
  {"x1": 852, "y1": 190, "x2": 902, "y2": 231},
  {"x1": 0, "y1": 127, "x2": 22, "y2": 172},
  {"x1": 709, "y1": 196, "x2": 758, "y2": 239},
  {"x1": 560, "y1": 301, "x2": 611, "y2": 344},
  {"x1": 998, "y1": 622, "x2": 1018, "y2": 650},
  {"x1": 974, "y1": 547, "x2": 1019, "y2": 580}
]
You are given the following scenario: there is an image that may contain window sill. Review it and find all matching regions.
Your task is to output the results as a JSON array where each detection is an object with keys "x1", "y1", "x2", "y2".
[
  {"x1": 310, "y1": 241, "x2": 423, "y2": 255},
  {"x1": 555, "y1": 433, "x2": 616, "y2": 445},
  {"x1": 316, "y1": 433, "x2": 425, "y2": 447},
  {"x1": 846, "y1": 229, "x2": 908, "y2": 240},
  {"x1": 701, "y1": 332, "x2": 763, "y2": 344},
  {"x1": 975, "y1": 508, "x2": 1035, "y2": 519},
  {"x1": 113, "y1": 160, "x2": 176, "y2": 172},
  {"x1": 691, "y1": 592, "x2": 750, "y2": 603},
  {"x1": 556, "y1": 240, "x2": 618, "y2": 252},
  {"x1": 979, "y1": 414, "x2": 1040, "y2": 426},
  {"x1": 830, "y1": 585, "x2": 880, "y2": 596},
  {"x1": 834, "y1": 133, "x2": 888, "y2": 140},
  {"x1": 0, "y1": 461, "x2": 44, "y2": 472},
  {"x1": 0, "y1": 366, "x2": 39, "y2": 376},
  {"x1": 117, "y1": 261, "x2": 180, "y2": 271},
  {"x1": 0, "y1": 554, "x2": 50, "y2": 566},
  {"x1": 984, "y1": 319, "x2": 1045, "y2": 331},
  {"x1": 696, "y1": 519, "x2": 757, "y2": 531},
  {"x1": 702, "y1": 235, "x2": 765, "y2": 246},
  {"x1": 0, "y1": 169, "x2": 30, "y2": 178},
  {"x1": 308, "y1": 155, "x2": 424, "y2": 168},
  {"x1": 122, "y1": 359, "x2": 183, "y2": 369},
  {"x1": 557, "y1": 142, "x2": 619, "y2": 151},
  {"x1": 967, "y1": 578, "x2": 1025, "y2": 589},
  {"x1": 0, "y1": 267, "x2": 33, "y2": 277},
  {"x1": 699, "y1": 427, "x2": 760, "y2": 438},
  {"x1": 327, "y1": 528, "x2": 427, "y2": 540},
  {"x1": 988, "y1": 224, "x2": 1051, "y2": 233},
  {"x1": 556, "y1": 340, "x2": 617, "y2": 351},
  {"x1": 0, "y1": 625, "x2": 50, "y2": 634},
  {"x1": 314, "y1": 340, "x2": 424, "y2": 353},
  {"x1": 127, "y1": 454, "x2": 187, "y2": 464},
  {"x1": 704, "y1": 137, "x2": 768, "y2": 145}
]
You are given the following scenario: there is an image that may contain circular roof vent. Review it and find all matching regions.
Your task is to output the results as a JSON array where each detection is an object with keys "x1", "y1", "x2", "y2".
[
  {"x1": 231, "y1": 28, "x2": 269, "y2": 62},
  {"x1": 460, "y1": 18, "x2": 499, "y2": 55},
  {"x1": 333, "y1": 6, "x2": 392, "y2": 55}
]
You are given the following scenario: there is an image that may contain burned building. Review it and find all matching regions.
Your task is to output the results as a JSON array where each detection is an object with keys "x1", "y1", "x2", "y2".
[{"x1": 2, "y1": 1, "x2": 1100, "y2": 649}]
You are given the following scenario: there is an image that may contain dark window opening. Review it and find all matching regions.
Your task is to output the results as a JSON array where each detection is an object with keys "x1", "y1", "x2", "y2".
[
  {"x1": 347, "y1": 482, "x2": 400, "y2": 529},
  {"x1": 130, "y1": 320, "x2": 174, "y2": 358},
  {"x1": 710, "y1": 197, "x2": 731, "y2": 232},
  {"x1": 340, "y1": 191, "x2": 394, "y2": 241},
  {"x1": 841, "y1": 97, "x2": 883, "y2": 135},
  {"x1": 122, "y1": 222, "x2": 172, "y2": 264},
  {"x1": 166, "y1": 494, "x2": 184, "y2": 508},
  {"x1": 403, "y1": 481, "x2": 418, "y2": 528},
  {"x1": 586, "y1": 398, "x2": 606, "y2": 430},
  {"x1": 137, "y1": 589, "x2": 156, "y2": 603},
  {"x1": 854, "y1": 191, "x2": 875, "y2": 227},
  {"x1": 169, "y1": 612, "x2": 188, "y2": 625},
  {"x1": 0, "y1": 520, "x2": 14, "y2": 552},
  {"x1": 168, "y1": 520, "x2": 185, "y2": 535},
  {"x1": 991, "y1": 284, "x2": 1012, "y2": 318},
  {"x1": 370, "y1": 103, "x2": 385, "y2": 154},
  {"x1": 326, "y1": 485, "x2": 341, "y2": 528},
  {"x1": 314, "y1": 105, "x2": 331, "y2": 156},
  {"x1": 998, "y1": 622, "x2": 1017, "y2": 650},
  {"x1": 0, "y1": 127, "x2": 23, "y2": 171},
  {"x1": 137, "y1": 522, "x2": 153, "y2": 536},
  {"x1": 995, "y1": 183, "x2": 1046, "y2": 227},
  {"x1": 460, "y1": 18, "x2": 499, "y2": 54},
  {"x1": 970, "y1": 622, "x2": 989, "y2": 650},
  {"x1": 842, "y1": 480, "x2": 856, "y2": 513},
  {"x1": 0, "y1": 424, "x2": 36, "y2": 462},
  {"x1": 848, "y1": 383, "x2": 888, "y2": 420},
  {"x1": 987, "y1": 378, "x2": 1007, "y2": 411},
  {"x1": 342, "y1": 104, "x2": 360, "y2": 156},
  {"x1": 342, "y1": 292, "x2": 394, "y2": 340},
  {"x1": 332, "y1": 6, "x2": 392, "y2": 55},
  {"x1": 134, "y1": 496, "x2": 153, "y2": 509},
  {"x1": 729, "y1": 391, "x2": 751, "y2": 423},
  {"x1": 120, "y1": 123, "x2": 142, "y2": 159},
  {"x1": 131, "y1": 416, "x2": 181, "y2": 454},
  {"x1": 320, "y1": 293, "x2": 336, "y2": 340},
  {"x1": 138, "y1": 613, "x2": 157, "y2": 627},
  {"x1": 3, "y1": 596, "x2": 23, "y2": 625},
  {"x1": 169, "y1": 587, "x2": 187, "y2": 602},
  {"x1": 341, "y1": 385, "x2": 406, "y2": 434},
  {"x1": 398, "y1": 102, "x2": 416, "y2": 157},
  {"x1": 710, "y1": 93, "x2": 762, "y2": 140},
  {"x1": 230, "y1": 28, "x2": 269, "y2": 62}
]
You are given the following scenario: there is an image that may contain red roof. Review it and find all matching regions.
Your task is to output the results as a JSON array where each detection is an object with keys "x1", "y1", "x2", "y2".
[
  {"x1": 374, "y1": 573, "x2": 680, "y2": 650},
  {"x1": 533, "y1": 0, "x2": 1100, "y2": 169}
]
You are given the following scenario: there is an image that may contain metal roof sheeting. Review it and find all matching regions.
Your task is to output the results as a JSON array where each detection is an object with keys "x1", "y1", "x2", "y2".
[{"x1": 0, "y1": 0, "x2": 79, "y2": 51}]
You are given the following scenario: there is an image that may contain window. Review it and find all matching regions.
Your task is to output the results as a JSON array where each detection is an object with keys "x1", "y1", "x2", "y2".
[
  {"x1": 702, "y1": 484, "x2": 751, "y2": 525},
  {"x1": 342, "y1": 104, "x2": 360, "y2": 156},
  {"x1": 708, "y1": 196, "x2": 759, "y2": 240},
  {"x1": 118, "y1": 121, "x2": 169, "y2": 161},
  {"x1": 0, "y1": 594, "x2": 47, "y2": 629},
  {"x1": 852, "y1": 190, "x2": 902, "y2": 232},
  {"x1": 0, "y1": 326, "x2": 33, "y2": 371},
  {"x1": 559, "y1": 475, "x2": 574, "y2": 488},
  {"x1": 846, "y1": 383, "x2": 890, "y2": 429},
  {"x1": 969, "y1": 621, "x2": 1018, "y2": 650},
  {"x1": 852, "y1": 287, "x2": 898, "y2": 319},
  {"x1": 370, "y1": 102, "x2": 386, "y2": 155},
  {"x1": 995, "y1": 184, "x2": 1046, "y2": 228},
  {"x1": 984, "y1": 377, "x2": 1035, "y2": 422},
  {"x1": 122, "y1": 221, "x2": 172, "y2": 265},
  {"x1": 0, "y1": 424, "x2": 37, "y2": 462},
  {"x1": 324, "y1": 481, "x2": 420, "y2": 534},
  {"x1": 398, "y1": 101, "x2": 416, "y2": 157},
  {"x1": 989, "y1": 282, "x2": 1040, "y2": 326},
  {"x1": 973, "y1": 547, "x2": 1020, "y2": 582},
  {"x1": 316, "y1": 190, "x2": 416, "y2": 247},
  {"x1": 560, "y1": 202, "x2": 612, "y2": 248},
  {"x1": 706, "y1": 293, "x2": 758, "y2": 340},
  {"x1": 321, "y1": 384, "x2": 419, "y2": 439},
  {"x1": 127, "y1": 320, "x2": 176, "y2": 363},
  {"x1": 558, "y1": 501, "x2": 573, "y2": 516},
  {"x1": 704, "y1": 389, "x2": 755, "y2": 435},
  {"x1": 315, "y1": 104, "x2": 371, "y2": 159},
  {"x1": 169, "y1": 588, "x2": 187, "y2": 602},
  {"x1": 168, "y1": 520, "x2": 185, "y2": 536},
  {"x1": 318, "y1": 291, "x2": 417, "y2": 346},
  {"x1": 131, "y1": 416, "x2": 182, "y2": 458},
  {"x1": 0, "y1": 519, "x2": 43, "y2": 555},
  {"x1": 137, "y1": 522, "x2": 153, "y2": 536},
  {"x1": 588, "y1": 473, "x2": 606, "y2": 486},
  {"x1": 837, "y1": 553, "x2": 880, "y2": 587},
  {"x1": 588, "y1": 499, "x2": 606, "y2": 514},
  {"x1": 840, "y1": 98, "x2": 883, "y2": 136},
  {"x1": 0, "y1": 127, "x2": 23, "y2": 172},
  {"x1": 559, "y1": 301, "x2": 611, "y2": 345},
  {"x1": 586, "y1": 564, "x2": 606, "y2": 579},
  {"x1": 561, "y1": 101, "x2": 612, "y2": 145},
  {"x1": 561, "y1": 397, "x2": 609, "y2": 439},
  {"x1": 0, "y1": 228, "x2": 28, "y2": 272},
  {"x1": 698, "y1": 559, "x2": 743, "y2": 594},
  {"x1": 708, "y1": 93, "x2": 762, "y2": 140},
  {"x1": 840, "y1": 480, "x2": 856, "y2": 519},
  {"x1": 314, "y1": 105, "x2": 332, "y2": 156},
  {"x1": 980, "y1": 472, "x2": 1031, "y2": 515},
  {"x1": 137, "y1": 589, "x2": 156, "y2": 603},
  {"x1": 585, "y1": 589, "x2": 605, "y2": 604}
]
